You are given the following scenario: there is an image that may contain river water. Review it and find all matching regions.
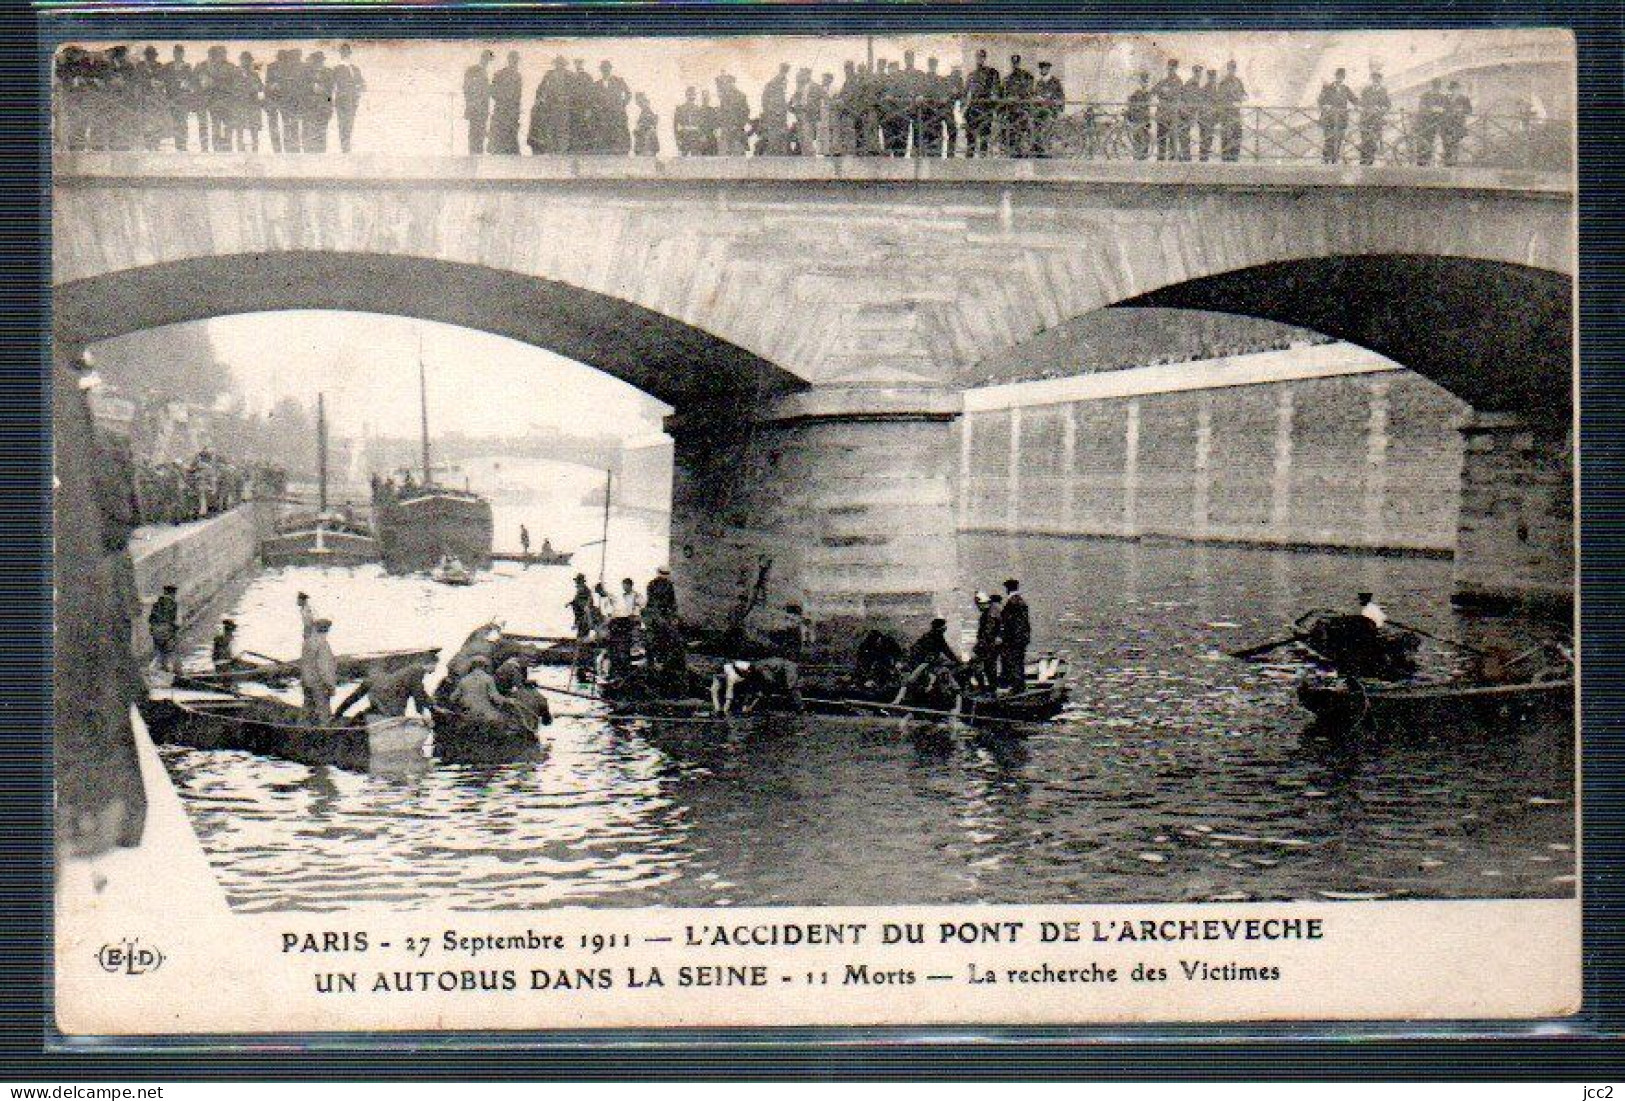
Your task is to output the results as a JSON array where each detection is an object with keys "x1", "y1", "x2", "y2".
[{"x1": 157, "y1": 516, "x2": 1575, "y2": 913}]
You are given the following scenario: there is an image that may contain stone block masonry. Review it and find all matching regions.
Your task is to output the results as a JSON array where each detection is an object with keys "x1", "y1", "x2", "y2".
[
  {"x1": 1453, "y1": 413, "x2": 1574, "y2": 615},
  {"x1": 961, "y1": 346, "x2": 1468, "y2": 556},
  {"x1": 127, "y1": 503, "x2": 262, "y2": 658}
]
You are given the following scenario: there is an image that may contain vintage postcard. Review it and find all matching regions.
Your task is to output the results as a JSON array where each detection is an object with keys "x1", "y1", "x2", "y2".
[{"x1": 50, "y1": 28, "x2": 1578, "y2": 1035}]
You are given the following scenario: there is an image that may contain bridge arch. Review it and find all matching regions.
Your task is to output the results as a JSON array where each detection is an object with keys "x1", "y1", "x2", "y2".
[
  {"x1": 55, "y1": 251, "x2": 809, "y2": 411},
  {"x1": 977, "y1": 253, "x2": 1571, "y2": 421}
]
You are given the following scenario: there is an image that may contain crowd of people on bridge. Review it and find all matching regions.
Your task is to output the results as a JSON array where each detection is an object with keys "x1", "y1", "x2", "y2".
[
  {"x1": 54, "y1": 43, "x2": 365, "y2": 153},
  {"x1": 462, "y1": 48, "x2": 1074, "y2": 159},
  {"x1": 58, "y1": 41, "x2": 1484, "y2": 168}
]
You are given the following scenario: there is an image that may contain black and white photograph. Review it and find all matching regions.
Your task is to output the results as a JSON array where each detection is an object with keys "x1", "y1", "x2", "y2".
[{"x1": 49, "y1": 28, "x2": 1579, "y2": 1031}]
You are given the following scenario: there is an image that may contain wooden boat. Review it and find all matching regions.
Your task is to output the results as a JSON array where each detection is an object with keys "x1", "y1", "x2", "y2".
[
  {"x1": 139, "y1": 691, "x2": 376, "y2": 771},
  {"x1": 373, "y1": 352, "x2": 493, "y2": 574},
  {"x1": 261, "y1": 516, "x2": 378, "y2": 568},
  {"x1": 188, "y1": 646, "x2": 441, "y2": 689},
  {"x1": 429, "y1": 558, "x2": 476, "y2": 586},
  {"x1": 800, "y1": 680, "x2": 1072, "y2": 727},
  {"x1": 429, "y1": 706, "x2": 549, "y2": 764},
  {"x1": 1290, "y1": 609, "x2": 1420, "y2": 681},
  {"x1": 259, "y1": 395, "x2": 379, "y2": 567},
  {"x1": 1296, "y1": 672, "x2": 1574, "y2": 734}
]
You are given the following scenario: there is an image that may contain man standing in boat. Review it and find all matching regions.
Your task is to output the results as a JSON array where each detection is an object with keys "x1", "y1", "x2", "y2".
[
  {"x1": 997, "y1": 578, "x2": 1032, "y2": 691},
  {"x1": 604, "y1": 577, "x2": 645, "y2": 681},
  {"x1": 567, "y1": 574, "x2": 599, "y2": 639},
  {"x1": 642, "y1": 567, "x2": 687, "y2": 696},
  {"x1": 970, "y1": 591, "x2": 1003, "y2": 691},
  {"x1": 519, "y1": 525, "x2": 531, "y2": 559},
  {"x1": 210, "y1": 618, "x2": 239, "y2": 672},
  {"x1": 147, "y1": 583, "x2": 181, "y2": 676},
  {"x1": 297, "y1": 592, "x2": 339, "y2": 724}
]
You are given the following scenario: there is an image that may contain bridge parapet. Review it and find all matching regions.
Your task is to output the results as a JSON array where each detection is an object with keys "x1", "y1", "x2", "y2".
[{"x1": 53, "y1": 150, "x2": 1572, "y2": 196}]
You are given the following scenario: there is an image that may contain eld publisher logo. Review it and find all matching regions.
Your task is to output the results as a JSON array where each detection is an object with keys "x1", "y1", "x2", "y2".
[{"x1": 97, "y1": 940, "x2": 164, "y2": 976}]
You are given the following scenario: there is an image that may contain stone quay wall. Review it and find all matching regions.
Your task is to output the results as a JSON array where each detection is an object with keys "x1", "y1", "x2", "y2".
[
  {"x1": 960, "y1": 346, "x2": 1469, "y2": 555},
  {"x1": 127, "y1": 502, "x2": 264, "y2": 658}
]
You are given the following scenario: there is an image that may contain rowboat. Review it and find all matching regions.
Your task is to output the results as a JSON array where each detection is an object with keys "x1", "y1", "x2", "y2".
[
  {"x1": 1296, "y1": 672, "x2": 1574, "y2": 735},
  {"x1": 140, "y1": 690, "x2": 378, "y2": 771},
  {"x1": 188, "y1": 646, "x2": 441, "y2": 689},
  {"x1": 1291, "y1": 609, "x2": 1420, "y2": 681},
  {"x1": 429, "y1": 706, "x2": 550, "y2": 764},
  {"x1": 429, "y1": 558, "x2": 476, "y2": 586},
  {"x1": 800, "y1": 681, "x2": 1072, "y2": 727}
]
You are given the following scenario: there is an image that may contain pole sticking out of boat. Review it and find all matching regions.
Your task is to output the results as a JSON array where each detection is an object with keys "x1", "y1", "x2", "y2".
[
  {"x1": 598, "y1": 468, "x2": 612, "y2": 586},
  {"x1": 316, "y1": 392, "x2": 328, "y2": 515},
  {"x1": 418, "y1": 331, "x2": 432, "y2": 488}
]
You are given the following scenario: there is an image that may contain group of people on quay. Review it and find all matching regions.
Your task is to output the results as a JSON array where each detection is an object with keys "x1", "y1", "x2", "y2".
[
  {"x1": 132, "y1": 449, "x2": 249, "y2": 527},
  {"x1": 54, "y1": 42, "x2": 365, "y2": 153}
]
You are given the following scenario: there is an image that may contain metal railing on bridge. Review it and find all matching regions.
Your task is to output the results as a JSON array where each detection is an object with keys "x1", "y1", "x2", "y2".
[{"x1": 55, "y1": 86, "x2": 1572, "y2": 172}]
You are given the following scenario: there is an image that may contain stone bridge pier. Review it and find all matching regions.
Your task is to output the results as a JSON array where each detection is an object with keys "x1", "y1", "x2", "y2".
[{"x1": 670, "y1": 387, "x2": 965, "y2": 654}]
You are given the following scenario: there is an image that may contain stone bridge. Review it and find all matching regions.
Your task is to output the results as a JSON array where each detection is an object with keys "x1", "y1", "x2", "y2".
[{"x1": 54, "y1": 153, "x2": 1575, "y2": 639}]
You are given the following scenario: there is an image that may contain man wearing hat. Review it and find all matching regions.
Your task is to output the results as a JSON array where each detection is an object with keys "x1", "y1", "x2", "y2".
[
  {"x1": 211, "y1": 618, "x2": 239, "y2": 671},
  {"x1": 567, "y1": 573, "x2": 599, "y2": 640},
  {"x1": 640, "y1": 566, "x2": 687, "y2": 695},
  {"x1": 997, "y1": 578, "x2": 1032, "y2": 690},
  {"x1": 147, "y1": 583, "x2": 180, "y2": 674},
  {"x1": 1033, "y1": 60, "x2": 1064, "y2": 157},
  {"x1": 645, "y1": 566, "x2": 677, "y2": 621},
  {"x1": 297, "y1": 592, "x2": 339, "y2": 724},
  {"x1": 970, "y1": 591, "x2": 1003, "y2": 690}
]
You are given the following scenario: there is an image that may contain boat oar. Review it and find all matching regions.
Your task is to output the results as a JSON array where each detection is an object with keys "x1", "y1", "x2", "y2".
[
  {"x1": 1228, "y1": 635, "x2": 1300, "y2": 660},
  {"x1": 1385, "y1": 618, "x2": 1490, "y2": 657},
  {"x1": 536, "y1": 682, "x2": 612, "y2": 705}
]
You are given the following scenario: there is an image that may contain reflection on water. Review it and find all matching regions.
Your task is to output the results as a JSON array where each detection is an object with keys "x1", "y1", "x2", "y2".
[{"x1": 160, "y1": 531, "x2": 1575, "y2": 912}]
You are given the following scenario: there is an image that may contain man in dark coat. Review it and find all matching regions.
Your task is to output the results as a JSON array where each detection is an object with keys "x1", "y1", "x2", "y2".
[
  {"x1": 1125, "y1": 71, "x2": 1153, "y2": 160},
  {"x1": 148, "y1": 584, "x2": 180, "y2": 674},
  {"x1": 893, "y1": 618, "x2": 963, "y2": 706},
  {"x1": 332, "y1": 43, "x2": 365, "y2": 153},
  {"x1": 196, "y1": 44, "x2": 237, "y2": 152},
  {"x1": 1215, "y1": 60, "x2": 1246, "y2": 162},
  {"x1": 1357, "y1": 70, "x2": 1390, "y2": 166},
  {"x1": 528, "y1": 57, "x2": 570, "y2": 154},
  {"x1": 757, "y1": 63, "x2": 792, "y2": 155},
  {"x1": 1151, "y1": 59, "x2": 1183, "y2": 161},
  {"x1": 1317, "y1": 66, "x2": 1357, "y2": 164},
  {"x1": 597, "y1": 60, "x2": 632, "y2": 154},
  {"x1": 462, "y1": 49, "x2": 493, "y2": 154},
  {"x1": 1413, "y1": 77, "x2": 1448, "y2": 165},
  {"x1": 231, "y1": 52, "x2": 263, "y2": 153},
  {"x1": 162, "y1": 44, "x2": 196, "y2": 152},
  {"x1": 1440, "y1": 80, "x2": 1472, "y2": 166},
  {"x1": 970, "y1": 591, "x2": 1003, "y2": 690},
  {"x1": 1033, "y1": 61, "x2": 1064, "y2": 157},
  {"x1": 963, "y1": 48, "x2": 1001, "y2": 157},
  {"x1": 301, "y1": 50, "x2": 335, "y2": 153},
  {"x1": 673, "y1": 86, "x2": 700, "y2": 154},
  {"x1": 488, "y1": 51, "x2": 522, "y2": 155},
  {"x1": 1001, "y1": 54, "x2": 1035, "y2": 156},
  {"x1": 997, "y1": 578, "x2": 1032, "y2": 691},
  {"x1": 263, "y1": 49, "x2": 296, "y2": 152}
]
